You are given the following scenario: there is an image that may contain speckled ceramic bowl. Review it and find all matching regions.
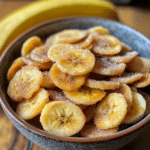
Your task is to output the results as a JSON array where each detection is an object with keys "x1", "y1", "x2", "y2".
[{"x1": 0, "y1": 17, "x2": 150, "y2": 150}]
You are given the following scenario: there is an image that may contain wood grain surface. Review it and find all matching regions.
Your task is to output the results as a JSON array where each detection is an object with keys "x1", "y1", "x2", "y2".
[{"x1": 0, "y1": 1, "x2": 150, "y2": 150}]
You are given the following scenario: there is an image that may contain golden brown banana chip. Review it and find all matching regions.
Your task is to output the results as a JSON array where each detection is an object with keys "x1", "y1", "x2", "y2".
[
  {"x1": 94, "y1": 93, "x2": 127, "y2": 129},
  {"x1": 85, "y1": 78, "x2": 120, "y2": 90},
  {"x1": 64, "y1": 86, "x2": 106, "y2": 105},
  {"x1": 130, "y1": 86, "x2": 138, "y2": 92},
  {"x1": 47, "y1": 43, "x2": 75, "y2": 62},
  {"x1": 86, "y1": 44, "x2": 93, "y2": 50},
  {"x1": 21, "y1": 36, "x2": 43, "y2": 56},
  {"x1": 45, "y1": 33, "x2": 57, "y2": 45},
  {"x1": 88, "y1": 26, "x2": 110, "y2": 35},
  {"x1": 123, "y1": 92, "x2": 146, "y2": 124},
  {"x1": 92, "y1": 35, "x2": 122, "y2": 56},
  {"x1": 7, "y1": 57, "x2": 26, "y2": 81},
  {"x1": 114, "y1": 84, "x2": 133, "y2": 112},
  {"x1": 121, "y1": 42, "x2": 133, "y2": 52},
  {"x1": 80, "y1": 123, "x2": 119, "y2": 137},
  {"x1": 54, "y1": 29, "x2": 87, "y2": 44},
  {"x1": 109, "y1": 72, "x2": 143, "y2": 84},
  {"x1": 40, "y1": 101, "x2": 86, "y2": 136},
  {"x1": 22, "y1": 54, "x2": 53, "y2": 70},
  {"x1": 132, "y1": 73, "x2": 150, "y2": 88},
  {"x1": 48, "y1": 88, "x2": 70, "y2": 101},
  {"x1": 106, "y1": 51, "x2": 138, "y2": 64},
  {"x1": 41, "y1": 71, "x2": 55, "y2": 88},
  {"x1": 57, "y1": 49, "x2": 95, "y2": 75},
  {"x1": 92, "y1": 58, "x2": 126, "y2": 76},
  {"x1": 83, "y1": 104, "x2": 96, "y2": 122},
  {"x1": 30, "y1": 44, "x2": 52, "y2": 63},
  {"x1": 72, "y1": 33, "x2": 94, "y2": 49},
  {"x1": 50, "y1": 63, "x2": 86, "y2": 91},
  {"x1": 7, "y1": 66, "x2": 43, "y2": 102},
  {"x1": 138, "y1": 90, "x2": 150, "y2": 116},
  {"x1": 16, "y1": 88, "x2": 49, "y2": 120},
  {"x1": 48, "y1": 88, "x2": 87, "y2": 110},
  {"x1": 126, "y1": 56, "x2": 150, "y2": 73}
]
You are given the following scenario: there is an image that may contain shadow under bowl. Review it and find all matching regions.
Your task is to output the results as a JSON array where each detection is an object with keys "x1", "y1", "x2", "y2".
[{"x1": 0, "y1": 17, "x2": 150, "y2": 150}]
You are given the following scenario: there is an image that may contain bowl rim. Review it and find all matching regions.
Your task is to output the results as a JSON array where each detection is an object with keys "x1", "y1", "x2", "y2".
[{"x1": 0, "y1": 17, "x2": 150, "y2": 143}]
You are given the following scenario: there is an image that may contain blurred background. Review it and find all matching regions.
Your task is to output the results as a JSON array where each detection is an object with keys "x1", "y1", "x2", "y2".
[{"x1": 0, "y1": 0, "x2": 150, "y2": 39}]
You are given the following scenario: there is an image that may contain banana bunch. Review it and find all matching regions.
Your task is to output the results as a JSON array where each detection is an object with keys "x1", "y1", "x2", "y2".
[{"x1": 0, "y1": 0, "x2": 118, "y2": 55}]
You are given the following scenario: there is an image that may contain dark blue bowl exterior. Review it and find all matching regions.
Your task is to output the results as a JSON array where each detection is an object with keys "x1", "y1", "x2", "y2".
[{"x1": 0, "y1": 17, "x2": 150, "y2": 150}]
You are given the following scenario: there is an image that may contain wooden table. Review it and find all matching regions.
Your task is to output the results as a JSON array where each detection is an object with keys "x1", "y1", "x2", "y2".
[{"x1": 0, "y1": 1, "x2": 150, "y2": 150}]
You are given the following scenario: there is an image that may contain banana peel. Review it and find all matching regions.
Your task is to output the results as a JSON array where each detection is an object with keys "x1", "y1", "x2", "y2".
[{"x1": 0, "y1": 0, "x2": 118, "y2": 56}]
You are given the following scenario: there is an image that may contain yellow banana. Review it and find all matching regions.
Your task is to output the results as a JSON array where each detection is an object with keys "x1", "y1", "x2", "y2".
[{"x1": 0, "y1": 0, "x2": 118, "y2": 55}]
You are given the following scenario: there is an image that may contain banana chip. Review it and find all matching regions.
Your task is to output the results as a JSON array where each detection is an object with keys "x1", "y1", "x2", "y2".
[
  {"x1": 48, "y1": 88, "x2": 70, "y2": 101},
  {"x1": 94, "y1": 93, "x2": 127, "y2": 129},
  {"x1": 92, "y1": 58, "x2": 126, "y2": 76},
  {"x1": 88, "y1": 26, "x2": 110, "y2": 35},
  {"x1": 47, "y1": 43, "x2": 75, "y2": 62},
  {"x1": 23, "y1": 54, "x2": 53, "y2": 70},
  {"x1": 48, "y1": 89, "x2": 87, "y2": 110},
  {"x1": 7, "y1": 66, "x2": 43, "y2": 102},
  {"x1": 41, "y1": 71, "x2": 55, "y2": 88},
  {"x1": 50, "y1": 63, "x2": 86, "y2": 91},
  {"x1": 123, "y1": 92, "x2": 146, "y2": 124},
  {"x1": 114, "y1": 84, "x2": 133, "y2": 112},
  {"x1": 57, "y1": 49, "x2": 95, "y2": 75},
  {"x1": 64, "y1": 86, "x2": 106, "y2": 105},
  {"x1": 54, "y1": 29, "x2": 87, "y2": 44},
  {"x1": 7, "y1": 57, "x2": 25, "y2": 81},
  {"x1": 132, "y1": 73, "x2": 150, "y2": 88},
  {"x1": 121, "y1": 42, "x2": 133, "y2": 52},
  {"x1": 80, "y1": 123, "x2": 119, "y2": 137},
  {"x1": 138, "y1": 90, "x2": 150, "y2": 116},
  {"x1": 30, "y1": 45, "x2": 52, "y2": 63},
  {"x1": 72, "y1": 33, "x2": 94, "y2": 49},
  {"x1": 106, "y1": 51, "x2": 138, "y2": 64},
  {"x1": 126, "y1": 56, "x2": 150, "y2": 73},
  {"x1": 83, "y1": 104, "x2": 96, "y2": 123},
  {"x1": 16, "y1": 88, "x2": 49, "y2": 120},
  {"x1": 92, "y1": 35, "x2": 122, "y2": 56},
  {"x1": 21, "y1": 36, "x2": 43, "y2": 56},
  {"x1": 130, "y1": 86, "x2": 138, "y2": 92},
  {"x1": 109, "y1": 72, "x2": 143, "y2": 84},
  {"x1": 45, "y1": 33, "x2": 57, "y2": 45},
  {"x1": 40, "y1": 101, "x2": 86, "y2": 136},
  {"x1": 85, "y1": 78, "x2": 120, "y2": 90}
]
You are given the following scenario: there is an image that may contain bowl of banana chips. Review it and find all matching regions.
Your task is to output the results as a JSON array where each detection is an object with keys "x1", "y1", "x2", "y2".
[{"x1": 0, "y1": 17, "x2": 150, "y2": 150}]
